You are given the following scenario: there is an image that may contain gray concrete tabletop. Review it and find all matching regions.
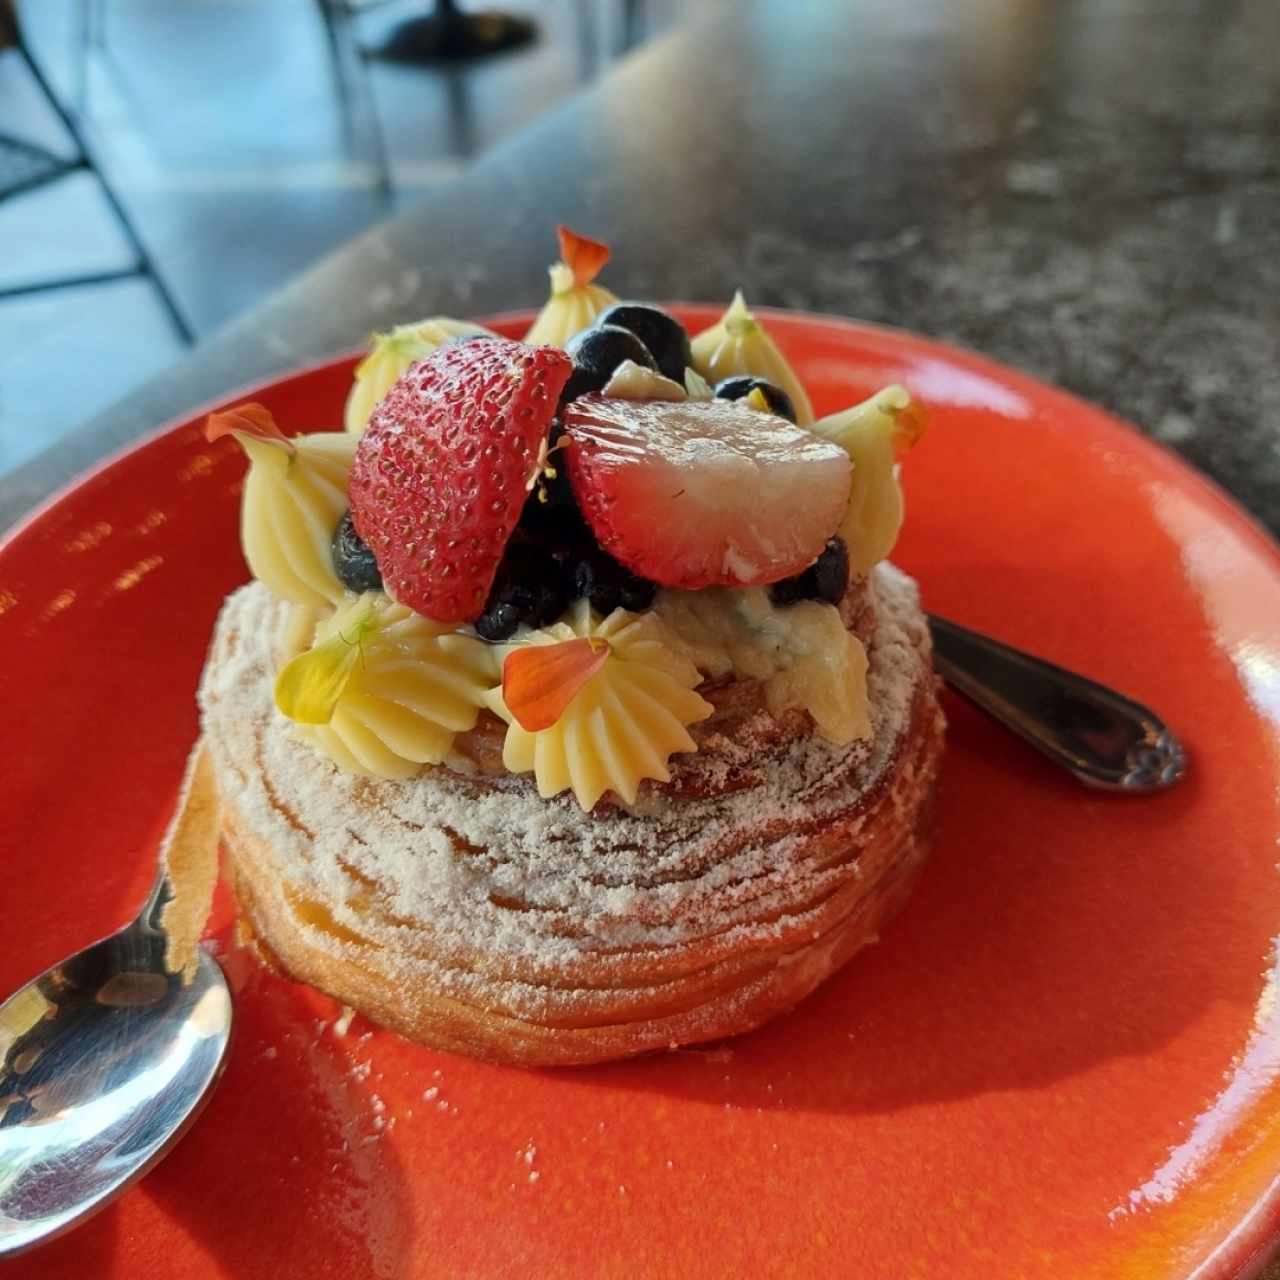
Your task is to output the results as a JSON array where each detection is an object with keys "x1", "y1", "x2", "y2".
[{"x1": 2, "y1": 0, "x2": 1276, "y2": 539}]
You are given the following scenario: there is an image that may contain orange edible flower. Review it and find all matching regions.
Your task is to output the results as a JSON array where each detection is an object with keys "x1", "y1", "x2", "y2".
[
  {"x1": 205, "y1": 402, "x2": 293, "y2": 450},
  {"x1": 503, "y1": 636, "x2": 610, "y2": 732},
  {"x1": 892, "y1": 398, "x2": 929, "y2": 454},
  {"x1": 557, "y1": 224, "x2": 611, "y2": 290}
]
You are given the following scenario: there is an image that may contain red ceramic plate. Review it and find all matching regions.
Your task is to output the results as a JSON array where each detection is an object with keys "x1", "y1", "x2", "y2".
[{"x1": 3, "y1": 309, "x2": 1280, "y2": 1280}]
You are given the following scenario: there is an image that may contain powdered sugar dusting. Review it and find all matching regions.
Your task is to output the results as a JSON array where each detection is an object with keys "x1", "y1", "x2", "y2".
[{"x1": 199, "y1": 565, "x2": 930, "y2": 1007}]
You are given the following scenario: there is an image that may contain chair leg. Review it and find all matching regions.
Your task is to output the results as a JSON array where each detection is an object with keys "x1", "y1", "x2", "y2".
[
  {"x1": 15, "y1": 22, "x2": 193, "y2": 343},
  {"x1": 317, "y1": 0, "x2": 358, "y2": 151},
  {"x1": 617, "y1": 0, "x2": 647, "y2": 56},
  {"x1": 316, "y1": 0, "x2": 392, "y2": 200},
  {"x1": 356, "y1": 46, "x2": 393, "y2": 201}
]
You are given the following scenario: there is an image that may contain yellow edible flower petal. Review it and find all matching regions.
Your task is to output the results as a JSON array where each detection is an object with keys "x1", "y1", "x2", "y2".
[
  {"x1": 274, "y1": 608, "x2": 373, "y2": 724},
  {"x1": 285, "y1": 594, "x2": 496, "y2": 779}
]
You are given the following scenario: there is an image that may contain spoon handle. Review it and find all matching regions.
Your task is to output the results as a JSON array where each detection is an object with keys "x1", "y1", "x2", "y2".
[
  {"x1": 926, "y1": 614, "x2": 1186, "y2": 792},
  {"x1": 134, "y1": 869, "x2": 174, "y2": 934}
]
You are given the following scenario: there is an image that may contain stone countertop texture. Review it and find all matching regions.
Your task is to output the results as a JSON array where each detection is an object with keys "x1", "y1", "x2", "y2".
[{"x1": 1, "y1": 0, "x2": 1276, "y2": 537}]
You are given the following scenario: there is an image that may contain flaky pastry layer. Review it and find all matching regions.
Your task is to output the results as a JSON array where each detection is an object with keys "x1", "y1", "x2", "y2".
[{"x1": 200, "y1": 566, "x2": 944, "y2": 1065}]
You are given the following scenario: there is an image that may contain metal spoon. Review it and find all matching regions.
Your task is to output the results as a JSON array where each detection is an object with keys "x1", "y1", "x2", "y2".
[
  {"x1": 928, "y1": 613, "x2": 1186, "y2": 791},
  {"x1": 0, "y1": 867, "x2": 232, "y2": 1257}
]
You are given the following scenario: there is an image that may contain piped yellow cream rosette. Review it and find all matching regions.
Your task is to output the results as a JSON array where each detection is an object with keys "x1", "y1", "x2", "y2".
[
  {"x1": 207, "y1": 404, "x2": 355, "y2": 608},
  {"x1": 523, "y1": 225, "x2": 618, "y2": 347},
  {"x1": 274, "y1": 592, "x2": 496, "y2": 780},
  {"x1": 483, "y1": 601, "x2": 713, "y2": 810},
  {"x1": 344, "y1": 316, "x2": 496, "y2": 435},
  {"x1": 655, "y1": 588, "x2": 870, "y2": 745},
  {"x1": 690, "y1": 291, "x2": 815, "y2": 425},
  {"x1": 811, "y1": 385, "x2": 928, "y2": 573}
]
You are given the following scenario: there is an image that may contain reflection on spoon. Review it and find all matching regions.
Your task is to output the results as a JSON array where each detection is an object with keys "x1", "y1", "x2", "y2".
[{"x1": 0, "y1": 745, "x2": 228, "y2": 1258}]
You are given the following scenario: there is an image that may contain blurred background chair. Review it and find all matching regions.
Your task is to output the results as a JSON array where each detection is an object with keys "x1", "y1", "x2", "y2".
[
  {"x1": 0, "y1": 0, "x2": 676, "y2": 470},
  {"x1": 0, "y1": 0, "x2": 188, "y2": 339},
  {"x1": 313, "y1": 0, "x2": 396, "y2": 195},
  {"x1": 364, "y1": 0, "x2": 536, "y2": 64}
]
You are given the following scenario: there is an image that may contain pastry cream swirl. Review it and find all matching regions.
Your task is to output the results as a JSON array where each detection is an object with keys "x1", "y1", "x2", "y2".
[
  {"x1": 285, "y1": 593, "x2": 497, "y2": 780},
  {"x1": 484, "y1": 601, "x2": 712, "y2": 809},
  {"x1": 524, "y1": 227, "x2": 618, "y2": 347},
  {"x1": 655, "y1": 588, "x2": 871, "y2": 745},
  {"x1": 811, "y1": 385, "x2": 927, "y2": 573},
  {"x1": 524, "y1": 263, "x2": 618, "y2": 347},
  {"x1": 238, "y1": 431, "x2": 356, "y2": 608},
  {"x1": 690, "y1": 291, "x2": 815, "y2": 424}
]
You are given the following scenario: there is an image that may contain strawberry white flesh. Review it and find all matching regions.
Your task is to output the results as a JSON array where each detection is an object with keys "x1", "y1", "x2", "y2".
[{"x1": 563, "y1": 397, "x2": 852, "y2": 589}]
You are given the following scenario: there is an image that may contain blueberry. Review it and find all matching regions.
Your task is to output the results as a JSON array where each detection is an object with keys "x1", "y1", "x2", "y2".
[
  {"x1": 332, "y1": 510, "x2": 383, "y2": 593},
  {"x1": 714, "y1": 376, "x2": 797, "y2": 423},
  {"x1": 769, "y1": 537, "x2": 849, "y2": 607},
  {"x1": 474, "y1": 541, "x2": 573, "y2": 640},
  {"x1": 572, "y1": 544, "x2": 657, "y2": 615},
  {"x1": 596, "y1": 303, "x2": 692, "y2": 384},
  {"x1": 474, "y1": 601, "x2": 521, "y2": 642},
  {"x1": 562, "y1": 324, "x2": 656, "y2": 403}
]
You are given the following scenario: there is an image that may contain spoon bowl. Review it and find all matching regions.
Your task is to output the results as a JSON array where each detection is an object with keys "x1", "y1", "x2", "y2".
[{"x1": 0, "y1": 876, "x2": 232, "y2": 1257}]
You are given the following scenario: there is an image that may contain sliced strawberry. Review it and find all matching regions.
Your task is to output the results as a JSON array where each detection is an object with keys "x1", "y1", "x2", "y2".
[
  {"x1": 562, "y1": 397, "x2": 852, "y2": 590},
  {"x1": 349, "y1": 337, "x2": 571, "y2": 623}
]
